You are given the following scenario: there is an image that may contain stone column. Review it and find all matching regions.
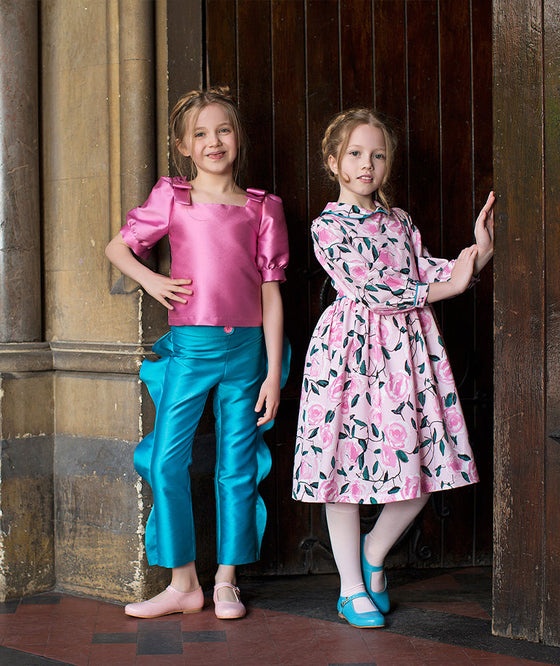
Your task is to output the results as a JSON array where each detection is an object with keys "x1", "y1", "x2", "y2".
[
  {"x1": 0, "y1": 0, "x2": 42, "y2": 342},
  {"x1": 0, "y1": 0, "x2": 55, "y2": 600}
]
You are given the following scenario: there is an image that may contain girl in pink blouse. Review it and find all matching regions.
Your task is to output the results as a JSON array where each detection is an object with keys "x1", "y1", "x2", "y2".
[{"x1": 106, "y1": 87, "x2": 289, "y2": 620}]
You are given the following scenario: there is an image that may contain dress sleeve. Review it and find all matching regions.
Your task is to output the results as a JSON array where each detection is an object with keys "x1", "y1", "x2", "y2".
[
  {"x1": 256, "y1": 194, "x2": 289, "y2": 282},
  {"x1": 312, "y1": 214, "x2": 430, "y2": 313},
  {"x1": 395, "y1": 208, "x2": 454, "y2": 283},
  {"x1": 119, "y1": 177, "x2": 174, "y2": 260},
  {"x1": 396, "y1": 208, "x2": 479, "y2": 288}
]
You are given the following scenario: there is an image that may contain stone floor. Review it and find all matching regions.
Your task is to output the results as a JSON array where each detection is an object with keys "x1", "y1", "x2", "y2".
[{"x1": 0, "y1": 567, "x2": 559, "y2": 665}]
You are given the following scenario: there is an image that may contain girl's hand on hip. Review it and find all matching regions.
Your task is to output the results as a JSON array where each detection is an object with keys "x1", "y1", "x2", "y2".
[
  {"x1": 143, "y1": 273, "x2": 193, "y2": 310},
  {"x1": 255, "y1": 375, "x2": 281, "y2": 427}
]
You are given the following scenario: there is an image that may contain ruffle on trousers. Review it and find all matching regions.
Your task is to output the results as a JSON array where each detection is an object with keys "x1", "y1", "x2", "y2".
[{"x1": 137, "y1": 329, "x2": 291, "y2": 565}]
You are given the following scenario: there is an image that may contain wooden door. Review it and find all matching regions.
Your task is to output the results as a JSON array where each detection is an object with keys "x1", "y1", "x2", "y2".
[
  {"x1": 492, "y1": 0, "x2": 560, "y2": 647},
  {"x1": 167, "y1": 0, "x2": 494, "y2": 576}
]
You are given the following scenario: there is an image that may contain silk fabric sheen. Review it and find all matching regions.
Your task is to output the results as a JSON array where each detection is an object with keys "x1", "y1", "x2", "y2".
[
  {"x1": 120, "y1": 177, "x2": 289, "y2": 327},
  {"x1": 136, "y1": 326, "x2": 276, "y2": 567}
]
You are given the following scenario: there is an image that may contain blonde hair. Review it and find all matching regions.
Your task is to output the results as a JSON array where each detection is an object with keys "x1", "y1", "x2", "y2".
[
  {"x1": 321, "y1": 108, "x2": 397, "y2": 209},
  {"x1": 170, "y1": 86, "x2": 246, "y2": 181}
]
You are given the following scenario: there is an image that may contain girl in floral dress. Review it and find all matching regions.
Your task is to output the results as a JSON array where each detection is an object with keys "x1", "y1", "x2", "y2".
[{"x1": 292, "y1": 108, "x2": 494, "y2": 629}]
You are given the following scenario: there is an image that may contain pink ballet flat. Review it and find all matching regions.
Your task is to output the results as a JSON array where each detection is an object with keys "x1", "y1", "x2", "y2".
[
  {"x1": 124, "y1": 584, "x2": 204, "y2": 618},
  {"x1": 213, "y1": 582, "x2": 246, "y2": 620}
]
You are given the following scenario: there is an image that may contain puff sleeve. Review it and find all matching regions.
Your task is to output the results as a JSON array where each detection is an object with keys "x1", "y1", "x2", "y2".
[
  {"x1": 119, "y1": 177, "x2": 174, "y2": 260},
  {"x1": 256, "y1": 194, "x2": 289, "y2": 282}
]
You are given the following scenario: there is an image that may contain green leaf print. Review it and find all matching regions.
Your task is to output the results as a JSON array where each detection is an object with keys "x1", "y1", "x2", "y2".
[
  {"x1": 396, "y1": 450, "x2": 409, "y2": 462},
  {"x1": 405, "y1": 360, "x2": 411, "y2": 375},
  {"x1": 351, "y1": 394, "x2": 360, "y2": 407},
  {"x1": 458, "y1": 453, "x2": 471, "y2": 461},
  {"x1": 444, "y1": 393, "x2": 455, "y2": 407},
  {"x1": 382, "y1": 347, "x2": 390, "y2": 359},
  {"x1": 353, "y1": 419, "x2": 368, "y2": 428},
  {"x1": 439, "y1": 440, "x2": 445, "y2": 455},
  {"x1": 325, "y1": 410, "x2": 335, "y2": 423},
  {"x1": 421, "y1": 465, "x2": 432, "y2": 477},
  {"x1": 317, "y1": 380, "x2": 329, "y2": 387},
  {"x1": 388, "y1": 487, "x2": 401, "y2": 494},
  {"x1": 309, "y1": 428, "x2": 319, "y2": 438},
  {"x1": 363, "y1": 467, "x2": 370, "y2": 480},
  {"x1": 461, "y1": 472, "x2": 470, "y2": 482}
]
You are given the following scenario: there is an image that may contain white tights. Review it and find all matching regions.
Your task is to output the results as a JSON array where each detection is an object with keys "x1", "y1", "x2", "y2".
[{"x1": 325, "y1": 495, "x2": 430, "y2": 611}]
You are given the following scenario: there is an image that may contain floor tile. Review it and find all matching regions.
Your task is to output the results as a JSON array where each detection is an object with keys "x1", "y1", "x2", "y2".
[{"x1": 2, "y1": 568, "x2": 560, "y2": 666}]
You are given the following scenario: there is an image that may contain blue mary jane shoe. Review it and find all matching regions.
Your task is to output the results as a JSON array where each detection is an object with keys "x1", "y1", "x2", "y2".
[
  {"x1": 360, "y1": 534, "x2": 390, "y2": 614},
  {"x1": 337, "y1": 593, "x2": 384, "y2": 629}
]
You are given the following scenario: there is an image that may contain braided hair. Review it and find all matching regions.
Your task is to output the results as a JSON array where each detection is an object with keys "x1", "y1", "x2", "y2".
[{"x1": 321, "y1": 108, "x2": 397, "y2": 210}]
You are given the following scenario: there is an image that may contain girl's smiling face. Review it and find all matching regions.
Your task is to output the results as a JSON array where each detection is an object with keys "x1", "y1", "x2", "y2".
[
  {"x1": 328, "y1": 123, "x2": 387, "y2": 209},
  {"x1": 178, "y1": 103, "x2": 239, "y2": 177}
]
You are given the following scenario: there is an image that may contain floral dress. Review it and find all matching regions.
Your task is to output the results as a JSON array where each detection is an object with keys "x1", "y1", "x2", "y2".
[{"x1": 292, "y1": 202, "x2": 479, "y2": 504}]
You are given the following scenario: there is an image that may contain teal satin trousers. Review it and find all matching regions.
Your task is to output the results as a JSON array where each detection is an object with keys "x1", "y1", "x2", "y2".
[{"x1": 135, "y1": 325, "x2": 277, "y2": 568}]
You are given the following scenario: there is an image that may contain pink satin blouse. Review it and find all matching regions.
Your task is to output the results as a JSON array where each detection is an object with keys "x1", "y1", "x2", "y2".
[{"x1": 120, "y1": 177, "x2": 289, "y2": 327}]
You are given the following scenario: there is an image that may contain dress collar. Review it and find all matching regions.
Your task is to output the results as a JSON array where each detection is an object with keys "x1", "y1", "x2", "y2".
[{"x1": 323, "y1": 201, "x2": 389, "y2": 220}]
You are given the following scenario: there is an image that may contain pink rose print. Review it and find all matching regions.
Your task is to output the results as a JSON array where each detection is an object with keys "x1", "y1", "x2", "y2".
[
  {"x1": 372, "y1": 342, "x2": 384, "y2": 365},
  {"x1": 386, "y1": 372, "x2": 409, "y2": 401},
  {"x1": 340, "y1": 391, "x2": 352, "y2": 415},
  {"x1": 320, "y1": 425, "x2": 334, "y2": 448},
  {"x1": 328, "y1": 376, "x2": 345, "y2": 401},
  {"x1": 418, "y1": 309, "x2": 432, "y2": 333},
  {"x1": 316, "y1": 226, "x2": 339, "y2": 246},
  {"x1": 372, "y1": 391, "x2": 383, "y2": 428},
  {"x1": 307, "y1": 404, "x2": 325, "y2": 426},
  {"x1": 449, "y1": 456, "x2": 463, "y2": 472},
  {"x1": 308, "y1": 355, "x2": 322, "y2": 378},
  {"x1": 386, "y1": 422, "x2": 407, "y2": 449},
  {"x1": 380, "y1": 447, "x2": 398, "y2": 468},
  {"x1": 379, "y1": 320, "x2": 391, "y2": 345},
  {"x1": 298, "y1": 456, "x2": 318, "y2": 481},
  {"x1": 402, "y1": 476, "x2": 420, "y2": 499},
  {"x1": 384, "y1": 274, "x2": 403, "y2": 290},
  {"x1": 349, "y1": 481, "x2": 365, "y2": 502},
  {"x1": 318, "y1": 479, "x2": 340, "y2": 503},
  {"x1": 378, "y1": 248, "x2": 394, "y2": 267},
  {"x1": 436, "y1": 359, "x2": 454, "y2": 382},
  {"x1": 445, "y1": 407, "x2": 464, "y2": 434},
  {"x1": 329, "y1": 319, "x2": 345, "y2": 346},
  {"x1": 351, "y1": 263, "x2": 368, "y2": 280},
  {"x1": 345, "y1": 439, "x2": 363, "y2": 462}
]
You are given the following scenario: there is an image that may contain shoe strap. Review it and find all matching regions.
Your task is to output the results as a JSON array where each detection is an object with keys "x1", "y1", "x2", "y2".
[
  {"x1": 214, "y1": 582, "x2": 241, "y2": 601},
  {"x1": 339, "y1": 592, "x2": 369, "y2": 610},
  {"x1": 368, "y1": 563, "x2": 384, "y2": 572}
]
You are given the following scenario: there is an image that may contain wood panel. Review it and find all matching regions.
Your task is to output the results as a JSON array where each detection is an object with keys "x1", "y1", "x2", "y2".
[
  {"x1": 543, "y1": 0, "x2": 560, "y2": 645},
  {"x1": 373, "y1": 0, "x2": 407, "y2": 207},
  {"x1": 339, "y1": 0, "x2": 373, "y2": 107},
  {"x1": 202, "y1": 0, "x2": 494, "y2": 575},
  {"x1": 492, "y1": 0, "x2": 545, "y2": 643}
]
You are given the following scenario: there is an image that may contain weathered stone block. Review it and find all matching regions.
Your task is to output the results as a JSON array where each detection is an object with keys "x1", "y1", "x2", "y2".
[{"x1": 0, "y1": 436, "x2": 55, "y2": 601}]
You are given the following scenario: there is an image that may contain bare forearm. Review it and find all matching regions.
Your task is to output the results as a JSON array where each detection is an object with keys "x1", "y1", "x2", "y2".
[
  {"x1": 261, "y1": 281, "x2": 283, "y2": 379},
  {"x1": 426, "y1": 280, "x2": 460, "y2": 303},
  {"x1": 105, "y1": 234, "x2": 159, "y2": 287}
]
